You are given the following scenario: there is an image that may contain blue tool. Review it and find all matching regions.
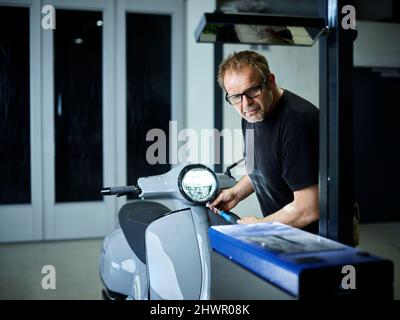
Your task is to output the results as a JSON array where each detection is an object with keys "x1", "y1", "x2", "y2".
[{"x1": 213, "y1": 208, "x2": 240, "y2": 224}]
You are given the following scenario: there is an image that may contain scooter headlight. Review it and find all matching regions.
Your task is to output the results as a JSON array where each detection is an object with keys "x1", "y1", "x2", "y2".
[{"x1": 178, "y1": 164, "x2": 219, "y2": 204}]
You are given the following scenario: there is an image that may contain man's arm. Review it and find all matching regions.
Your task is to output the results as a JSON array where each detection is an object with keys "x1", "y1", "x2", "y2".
[
  {"x1": 232, "y1": 175, "x2": 254, "y2": 202},
  {"x1": 238, "y1": 184, "x2": 319, "y2": 228}
]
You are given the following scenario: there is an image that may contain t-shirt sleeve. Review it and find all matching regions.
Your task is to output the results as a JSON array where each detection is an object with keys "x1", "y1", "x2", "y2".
[{"x1": 281, "y1": 110, "x2": 319, "y2": 191}]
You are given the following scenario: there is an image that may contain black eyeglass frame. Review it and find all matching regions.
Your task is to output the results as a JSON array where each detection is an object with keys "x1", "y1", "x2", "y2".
[{"x1": 225, "y1": 79, "x2": 267, "y2": 105}]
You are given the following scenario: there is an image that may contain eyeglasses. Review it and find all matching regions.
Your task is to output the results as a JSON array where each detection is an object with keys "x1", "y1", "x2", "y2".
[{"x1": 225, "y1": 80, "x2": 266, "y2": 105}]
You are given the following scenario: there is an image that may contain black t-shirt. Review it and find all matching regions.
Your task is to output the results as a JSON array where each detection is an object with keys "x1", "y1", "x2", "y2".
[{"x1": 242, "y1": 89, "x2": 319, "y2": 232}]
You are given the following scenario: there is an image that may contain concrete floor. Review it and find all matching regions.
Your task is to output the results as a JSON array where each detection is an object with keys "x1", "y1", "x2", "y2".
[
  {"x1": 0, "y1": 222, "x2": 399, "y2": 300},
  {"x1": 0, "y1": 238, "x2": 103, "y2": 300}
]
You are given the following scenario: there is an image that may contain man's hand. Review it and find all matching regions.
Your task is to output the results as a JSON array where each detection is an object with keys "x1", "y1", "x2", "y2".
[
  {"x1": 208, "y1": 188, "x2": 240, "y2": 214},
  {"x1": 208, "y1": 175, "x2": 254, "y2": 214},
  {"x1": 237, "y1": 216, "x2": 263, "y2": 224}
]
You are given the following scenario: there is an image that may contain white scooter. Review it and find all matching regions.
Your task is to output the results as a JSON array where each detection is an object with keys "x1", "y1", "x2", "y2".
[{"x1": 99, "y1": 161, "x2": 242, "y2": 300}]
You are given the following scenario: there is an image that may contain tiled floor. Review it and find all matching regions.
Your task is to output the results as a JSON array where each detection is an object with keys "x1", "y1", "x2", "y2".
[{"x1": 0, "y1": 222, "x2": 399, "y2": 300}]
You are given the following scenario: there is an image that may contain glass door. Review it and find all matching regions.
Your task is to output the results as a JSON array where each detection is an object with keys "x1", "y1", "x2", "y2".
[
  {"x1": 42, "y1": 0, "x2": 116, "y2": 239},
  {"x1": 0, "y1": 0, "x2": 184, "y2": 242},
  {"x1": 115, "y1": 0, "x2": 185, "y2": 211},
  {"x1": 0, "y1": 1, "x2": 43, "y2": 242}
]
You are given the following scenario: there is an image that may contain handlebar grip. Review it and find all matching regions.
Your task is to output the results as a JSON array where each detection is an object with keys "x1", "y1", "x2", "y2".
[{"x1": 101, "y1": 186, "x2": 141, "y2": 196}]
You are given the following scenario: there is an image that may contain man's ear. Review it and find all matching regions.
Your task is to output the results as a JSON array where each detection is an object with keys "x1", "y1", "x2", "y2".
[{"x1": 267, "y1": 73, "x2": 276, "y2": 89}]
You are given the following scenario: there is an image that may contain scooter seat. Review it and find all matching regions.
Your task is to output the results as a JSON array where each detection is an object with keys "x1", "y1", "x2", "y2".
[{"x1": 119, "y1": 200, "x2": 171, "y2": 264}]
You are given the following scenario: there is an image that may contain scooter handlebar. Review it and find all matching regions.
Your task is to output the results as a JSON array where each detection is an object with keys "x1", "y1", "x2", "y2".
[{"x1": 101, "y1": 185, "x2": 141, "y2": 197}]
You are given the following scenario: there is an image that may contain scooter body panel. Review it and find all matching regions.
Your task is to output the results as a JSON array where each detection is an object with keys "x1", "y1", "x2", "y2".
[
  {"x1": 99, "y1": 228, "x2": 148, "y2": 299},
  {"x1": 145, "y1": 208, "x2": 209, "y2": 300},
  {"x1": 138, "y1": 165, "x2": 184, "y2": 199},
  {"x1": 190, "y1": 206, "x2": 212, "y2": 299}
]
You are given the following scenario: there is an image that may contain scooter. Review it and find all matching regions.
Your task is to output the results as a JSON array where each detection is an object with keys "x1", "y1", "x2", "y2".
[{"x1": 99, "y1": 161, "x2": 243, "y2": 300}]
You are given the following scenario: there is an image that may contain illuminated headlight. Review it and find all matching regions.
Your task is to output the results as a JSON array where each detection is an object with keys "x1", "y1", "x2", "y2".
[{"x1": 178, "y1": 164, "x2": 218, "y2": 204}]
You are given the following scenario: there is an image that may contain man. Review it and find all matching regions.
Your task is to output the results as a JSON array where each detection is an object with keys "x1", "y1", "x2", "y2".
[{"x1": 209, "y1": 50, "x2": 319, "y2": 233}]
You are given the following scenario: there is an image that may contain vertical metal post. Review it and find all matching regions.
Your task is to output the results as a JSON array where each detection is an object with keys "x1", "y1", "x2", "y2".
[
  {"x1": 214, "y1": 43, "x2": 223, "y2": 173},
  {"x1": 319, "y1": 0, "x2": 356, "y2": 245}
]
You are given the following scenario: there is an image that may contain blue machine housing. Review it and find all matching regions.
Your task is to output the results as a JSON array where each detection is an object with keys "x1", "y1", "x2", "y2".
[{"x1": 209, "y1": 222, "x2": 393, "y2": 299}]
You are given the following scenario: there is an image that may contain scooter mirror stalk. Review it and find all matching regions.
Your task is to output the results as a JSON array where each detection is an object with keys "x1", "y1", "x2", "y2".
[{"x1": 224, "y1": 158, "x2": 244, "y2": 179}]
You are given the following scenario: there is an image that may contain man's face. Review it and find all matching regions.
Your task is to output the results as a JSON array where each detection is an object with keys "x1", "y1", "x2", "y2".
[{"x1": 223, "y1": 65, "x2": 274, "y2": 123}]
